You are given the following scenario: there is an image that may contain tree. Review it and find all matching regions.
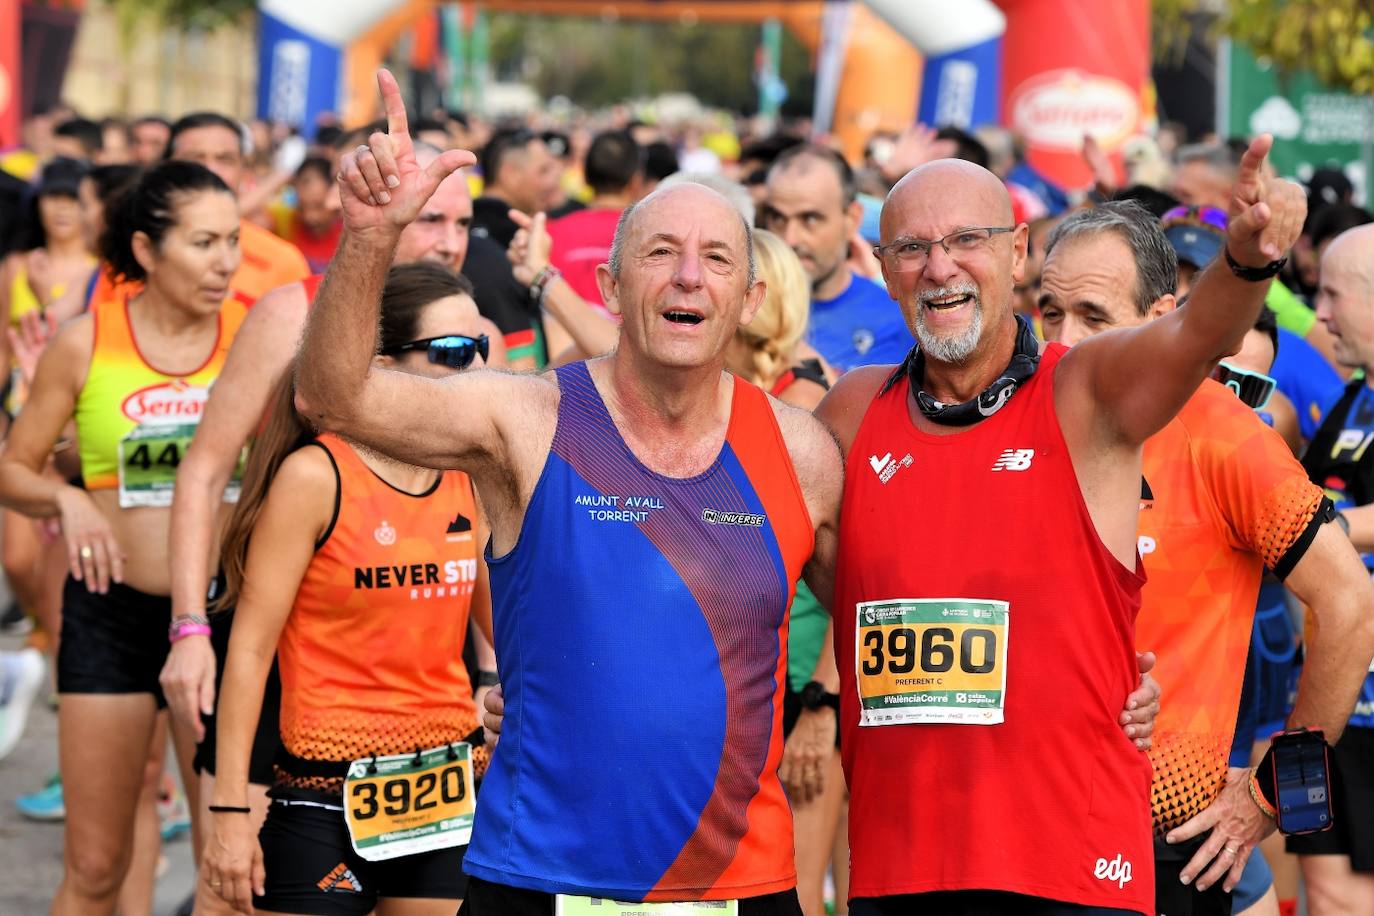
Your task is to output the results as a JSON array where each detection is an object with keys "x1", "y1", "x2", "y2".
[{"x1": 1155, "y1": 0, "x2": 1374, "y2": 93}]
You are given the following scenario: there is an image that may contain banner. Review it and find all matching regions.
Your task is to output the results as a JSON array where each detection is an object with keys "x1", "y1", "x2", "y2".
[
  {"x1": 998, "y1": 0, "x2": 1150, "y2": 190},
  {"x1": 257, "y1": 11, "x2": 342, "y2": 134},
  {"x1": 0, "y1": 0, "x2": 17, "y2": 148},
  {"x1": 1221, "y1": 40, "x2": 1372, "y2": 204}
]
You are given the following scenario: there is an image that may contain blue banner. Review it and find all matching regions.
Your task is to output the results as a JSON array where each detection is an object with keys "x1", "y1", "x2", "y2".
[
  {"x1": 917, "y1": 36, "x2": 1002, "y2": 130},
  {"x1": 257, "y1": 12, "x2": 341, "y2": 135}
]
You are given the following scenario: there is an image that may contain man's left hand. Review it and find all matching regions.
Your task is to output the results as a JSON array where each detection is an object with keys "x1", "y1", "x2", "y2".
[
  {"x1": 1225, "y1": 134, "x2": 1306, "y2": 268},
  {"x1": 1167, "y1": 767, "x2": 1276, "y2": 892},
  {"x1": 779, "y1": 707, "x2": 836, "y2": 806}
]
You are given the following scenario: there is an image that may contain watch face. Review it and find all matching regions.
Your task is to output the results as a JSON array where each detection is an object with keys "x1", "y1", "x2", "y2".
[{"x1": 801, "y1": 681, "x2": 825, "y2": 709}]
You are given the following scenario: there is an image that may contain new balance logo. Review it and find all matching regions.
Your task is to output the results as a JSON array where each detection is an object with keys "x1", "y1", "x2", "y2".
[
  {"x1": 317, "y1": 863, "x2": 363, "y2": 894},
  {"x1": 991, "y1": 449, "x2": 1034, "y2": 472}
]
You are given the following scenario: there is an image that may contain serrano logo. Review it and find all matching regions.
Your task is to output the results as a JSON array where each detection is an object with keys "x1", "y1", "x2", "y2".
[
  {"x1": 701, "y1": 508, "x2": 765, "y2": 528},
  {"x1": 373, "y1": 520, "x2": 396, "y2": 546},
  {"x1": 1011, "y1": 69, "x2": 1140, "y2": 152},
  {"x1": 1094, "y1": 853, "x2": 1133, "y2": 889},
  {"x1": 120, "y1": 381, "x2": 207, "y2": 423}
]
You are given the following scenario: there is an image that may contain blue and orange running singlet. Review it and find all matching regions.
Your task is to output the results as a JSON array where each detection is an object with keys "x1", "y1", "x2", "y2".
[{"x1": 465, "y1": 361, "x2": 813, "y2": 902}]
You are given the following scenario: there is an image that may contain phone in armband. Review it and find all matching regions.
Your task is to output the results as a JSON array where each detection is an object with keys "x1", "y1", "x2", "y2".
[{"x1": 1271, "y1": 728, "x2": 1333, "y2": 836}]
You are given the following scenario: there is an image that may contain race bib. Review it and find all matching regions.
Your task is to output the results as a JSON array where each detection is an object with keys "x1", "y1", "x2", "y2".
[
  {"x1": 855, "y1": 598, "x2": 1009, "y2": 726},
  {"x1": 555, "y1": 898, "x2": 738, "y2": 915},
  {"x1": 117, "y1": 422, "x2": 245, "y2": 508},
  {"x1": 343, "y1": 743, "x2": 475, "y2": 862}
]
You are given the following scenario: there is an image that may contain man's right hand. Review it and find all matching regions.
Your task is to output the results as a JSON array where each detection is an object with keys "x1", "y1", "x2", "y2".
[
  {"x1": 482, "y1": 682, "x2": 504, "y2": 748},
  {"x1": 335, "y1": 69, "x2": 476, "y2": 238},
  {"x1": 161, "y1": 633, "x2": 217, "y2": 742}
]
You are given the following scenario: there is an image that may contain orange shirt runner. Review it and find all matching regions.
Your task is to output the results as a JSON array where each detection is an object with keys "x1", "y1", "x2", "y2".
[{"x1": 1138, "y1": 379, "x2": 1324, "y2": 834}]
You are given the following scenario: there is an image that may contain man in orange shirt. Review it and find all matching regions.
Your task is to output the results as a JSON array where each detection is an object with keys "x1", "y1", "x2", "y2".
[
  {"x1": 165, "y1": 112, "x2": 310, "y2": 300},
  {"x1": 1038, "y1": 200, "x2": 1374, "y2": 916}
]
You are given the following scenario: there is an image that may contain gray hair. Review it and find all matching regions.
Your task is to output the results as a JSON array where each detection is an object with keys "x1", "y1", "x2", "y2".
[
  {"x1": 1044, "y1": 200, "x2": 1178, "y2": 316},
  {"x1": 1175, "y1": 142, "x2": 1241, "y2": 177},
  {"x1": 607, "y1": 179, "x2": 757, "y2": 286}
]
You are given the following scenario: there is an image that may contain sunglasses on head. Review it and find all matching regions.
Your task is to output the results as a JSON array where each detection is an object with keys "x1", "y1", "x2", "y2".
[
  {"x1": 1162, "y1": 205, "x2": 1228, "y2": 232},
  {"x1": 381, "y1": 334, "x2": 489, "y2": 369}
]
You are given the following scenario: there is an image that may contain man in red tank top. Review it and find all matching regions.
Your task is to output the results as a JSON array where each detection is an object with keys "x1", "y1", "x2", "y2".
[{"x1": 814, "y1": 138, "x2": 1309, "y2": 915}]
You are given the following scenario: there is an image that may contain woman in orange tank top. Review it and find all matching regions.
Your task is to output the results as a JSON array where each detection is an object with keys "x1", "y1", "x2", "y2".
[
  {"x1": 206, "y1": 263, "x2": 495, "y2": 916},
  {"x1": 0, "y1": 161, "x2": 243, "y2": 916}
]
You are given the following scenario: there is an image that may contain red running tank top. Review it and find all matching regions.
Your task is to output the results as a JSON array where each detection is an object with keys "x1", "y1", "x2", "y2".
[{"x1": 833, "y1": 345, "x2": 1153, "y2": 915}]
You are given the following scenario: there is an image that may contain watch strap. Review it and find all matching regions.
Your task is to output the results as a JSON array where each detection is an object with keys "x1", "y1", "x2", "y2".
[{"x1": 1225, "y1": 247, "x2": 1287, "y2": 282}]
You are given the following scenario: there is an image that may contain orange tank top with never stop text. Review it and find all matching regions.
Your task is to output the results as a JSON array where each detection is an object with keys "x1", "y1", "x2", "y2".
[{"x1": 277, "y1": 434, "x2": 480, "y2": 769}]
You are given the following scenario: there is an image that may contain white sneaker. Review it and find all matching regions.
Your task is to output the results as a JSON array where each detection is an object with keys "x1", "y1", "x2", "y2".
[{"x1": 0, "y1": 648, "x2": 46, "y2": 761}]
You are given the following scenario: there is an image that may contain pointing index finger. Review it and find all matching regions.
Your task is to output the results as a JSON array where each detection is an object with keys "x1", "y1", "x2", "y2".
[
  {"x1": 377, "y1": 68, "x2": 409, "y2": 140},
  {"x1": 1238, "y1": 134, "x2": 1273, "y2": 183}
]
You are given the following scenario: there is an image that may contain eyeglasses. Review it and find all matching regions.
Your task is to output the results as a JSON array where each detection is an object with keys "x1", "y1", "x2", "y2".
[
  {"x1": 1161, "y1": 205, "x2": 1228, "y2": 232},
  {"x1": 873, "y1": 227, "x2": 1016, "y2": 272},
  {"x1": 381, "y1": 334, "x2": 489, "y2": 369},
  {"x1": 1212, "y1": 362, "x2": 1276, "y2": 412}
]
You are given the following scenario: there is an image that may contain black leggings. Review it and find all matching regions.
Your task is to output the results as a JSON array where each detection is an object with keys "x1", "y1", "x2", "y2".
[{"x1": 460, "y1": 877, "x2": 803, "y2": 916}]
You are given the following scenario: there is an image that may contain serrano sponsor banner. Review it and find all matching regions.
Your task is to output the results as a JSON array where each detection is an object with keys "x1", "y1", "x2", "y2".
[
  {"x1": 0, "y1": 0, "x2": 18, "y2": 147},
  {"x1": 257, "y1": 11, "x2": 342, "y2": 132},
  {"x1": 997, "y1": 0, "x2": 1150, "y2": 190}
]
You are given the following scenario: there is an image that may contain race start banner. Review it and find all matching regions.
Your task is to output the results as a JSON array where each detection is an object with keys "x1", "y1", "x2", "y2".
[{"x1": 1220, "y1": 40, "x2": 1373, "y2": 204}]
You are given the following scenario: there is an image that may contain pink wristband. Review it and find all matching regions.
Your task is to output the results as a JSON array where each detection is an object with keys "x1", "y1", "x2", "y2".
[{"x1": 169, "y1": 622, "x2": 212, "y2": 643}]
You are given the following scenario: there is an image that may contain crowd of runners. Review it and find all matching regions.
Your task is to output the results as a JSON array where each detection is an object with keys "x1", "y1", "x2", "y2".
[{"x1": 0, "y1": 64, "x2": 1373, "y2": 916}]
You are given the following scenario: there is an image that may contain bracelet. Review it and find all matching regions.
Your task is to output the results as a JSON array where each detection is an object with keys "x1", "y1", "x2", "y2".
[
  {"x1": 477, "y1": 669, "x2": 499, "y2": 688},
  {"x1": 1224, "y1": 247, "x2": 1287, "y2": 282},
  {"x1": 169, "y1": 614, "x2": 213, "y2": 643},
  {"x1": 208, "y1": 804, "x2": 251, "y2": 814},
  {"x1": 1248, "y1": 770, "x2": 1277, "y2": 819},
  {"x1": 529, "y1": 264, "x2": 562, "y2": 303}
]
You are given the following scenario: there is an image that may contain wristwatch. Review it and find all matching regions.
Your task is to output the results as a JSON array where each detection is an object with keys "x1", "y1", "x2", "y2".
[
  {"x1": 169, "y1": 613, "x2": 212, "y2": 643},
  {"x1": 1225, "y1": 247, "x2": 1287, "y2": 282},
  {"x1": 799, "y1": 680, "x2": 840, "y2": 713}
]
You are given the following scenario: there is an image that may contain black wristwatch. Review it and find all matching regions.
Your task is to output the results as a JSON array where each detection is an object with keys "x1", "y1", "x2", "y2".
[
  {"x1": 1225, "y1": 247, "x2": 1287, "y2": 282},
  {"x1": 799, "y1": 680, "x2": 840, "y2": 712},
  {"x1": 476, "y1": 669, "x2": 499, "y2": 688}
]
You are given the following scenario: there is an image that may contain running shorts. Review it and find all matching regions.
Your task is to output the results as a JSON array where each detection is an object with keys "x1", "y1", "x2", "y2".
[
  {"x1": 1286, "y1": 725, "x2": 1374, "y2": 872},
  {"x1": 255, "y1": 796, "x2": 467, "y2": 915},
  {"x1": 1153, "y1": 835, "x2": 1234, "y2": 916},
  {"x1": 57, "y1": 576, "x2": 169, "y2": 707},
  {"x1": 459, "y1": 878, "x2": 802, "y2": 915}
]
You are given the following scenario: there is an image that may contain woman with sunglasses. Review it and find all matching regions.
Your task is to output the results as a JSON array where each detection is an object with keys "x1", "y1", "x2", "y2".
[
  {"x1": 206, "y1": 262, "x2": 494, "y2": 916},
  {"x1": 0, "y1": 160, "x2": 246, "y2": 915}
]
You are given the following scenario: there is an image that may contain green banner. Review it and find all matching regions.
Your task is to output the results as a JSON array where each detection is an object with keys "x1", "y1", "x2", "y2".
[{"x1": 1221, "y1": 40, "x2": 1373, "y2": 201}]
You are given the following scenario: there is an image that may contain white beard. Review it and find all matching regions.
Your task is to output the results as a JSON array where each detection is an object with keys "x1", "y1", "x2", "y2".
[{"x1": 914, "y1": 298, "x2": 984, "y2": 364}]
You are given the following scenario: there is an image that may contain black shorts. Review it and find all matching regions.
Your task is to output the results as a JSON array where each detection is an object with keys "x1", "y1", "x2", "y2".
[
  {"x1": 57, "y1": 576, "x2": 169, "y2": 707},
  {"x1": 1286, "y1": 725, "x2": 1374, "y2": 872},
  {"x1": 193, "y1": 604, "x2": 282, "y2": 786},
  {"x1": 1153, "y1": 835, "x2": 1233, "y2": 916},
  {"x1": 460, "y1": 877, "x2": 801, "y2": 915},
  {"x1": 849, "y1": 892, "x2": 1138, "y2": 915},
  {"x1": 255, "y1": 797, "x2": 467, "y2": 915}
]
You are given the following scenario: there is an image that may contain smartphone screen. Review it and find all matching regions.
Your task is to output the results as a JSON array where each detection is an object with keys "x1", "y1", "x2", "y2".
[{"x1": 1273, "y1": 731, "x2": 1333, "y2": 835}]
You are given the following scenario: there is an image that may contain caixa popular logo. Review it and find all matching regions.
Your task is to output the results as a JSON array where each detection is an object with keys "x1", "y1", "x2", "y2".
[
  {"x1": 1011, "y1": 69, "x2": 1139, "y2": 152},
  {"x1": 121, "y1": 380, "x2": 208, "y2": 423}
]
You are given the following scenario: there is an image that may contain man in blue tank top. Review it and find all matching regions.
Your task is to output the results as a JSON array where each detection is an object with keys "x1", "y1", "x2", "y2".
[{"x1": 293, "y1": 70, "x2": 844, "y2": 916}]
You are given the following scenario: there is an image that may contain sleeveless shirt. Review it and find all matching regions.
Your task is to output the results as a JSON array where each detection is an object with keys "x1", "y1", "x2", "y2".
[
  {"x1": 465, "y1": 361, "x2": 813, "y2": 902},
  {"x1": 834, "y1": 345, "x2": 1153, "y2": 914}
]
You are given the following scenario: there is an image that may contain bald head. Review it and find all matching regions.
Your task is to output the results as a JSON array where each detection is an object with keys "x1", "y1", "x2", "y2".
[
  {"x1": 881, "y1": 159, "x2": 1013, "y2": 241},
  {"x1": 1315, "y1": 223, "x2": 1374, "y2": 370},
  {"x1": 609, "y1": 181, "x2": 756, "y2": 285}
]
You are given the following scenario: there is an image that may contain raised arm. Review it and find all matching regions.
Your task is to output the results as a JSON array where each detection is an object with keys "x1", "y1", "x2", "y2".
[
  {"x1": 294, "y1": 70, "x2": 548, "y2": 476},
  {"x1": 1063, "y1": 135, "x2": 1307, "y2": 445},
  {"x1": 161, "y1": 282, "x2": 309, "y2": 740}
]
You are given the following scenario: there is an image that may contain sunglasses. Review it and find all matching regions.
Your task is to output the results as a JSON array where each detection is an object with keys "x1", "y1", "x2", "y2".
[
  {"x1": 1212, "y1": 362, "x2": 1276, "y2": 412},
  {"x1": 1162, "y1": 205, "x2": 1228, "y2": 232},
  {"x1": 382, "y1": 334, "x2": 489, "y2": 369}
]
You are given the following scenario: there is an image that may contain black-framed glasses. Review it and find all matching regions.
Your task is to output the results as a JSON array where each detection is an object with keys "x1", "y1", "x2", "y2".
[
  {"x1": 873, "y1": 226, "x2": 1016, "y2": 272},
  {"x1": 381, "y1": 334, "x2": 489, "y2": 369}
]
